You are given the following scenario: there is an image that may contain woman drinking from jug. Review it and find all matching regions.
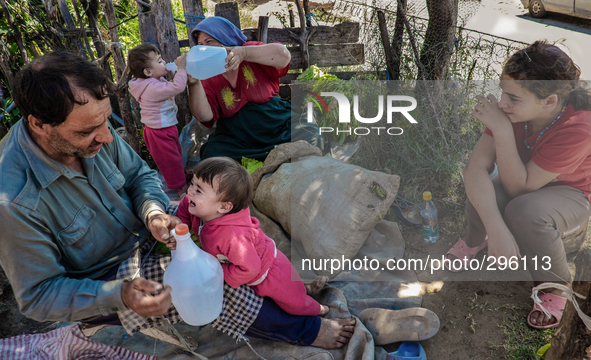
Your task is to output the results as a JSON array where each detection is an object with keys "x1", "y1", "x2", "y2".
[
  {"x1": 187, "y1": 16, "x2": 326, "y2": 161},
  {"x1": 445, "y1": 41, "x2": 591, "y2": 329}
]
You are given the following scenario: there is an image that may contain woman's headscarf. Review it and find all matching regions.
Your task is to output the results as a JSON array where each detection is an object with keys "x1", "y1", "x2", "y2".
[{"x1": 191, "y1": 17, "x2": 247, "y2": 46}]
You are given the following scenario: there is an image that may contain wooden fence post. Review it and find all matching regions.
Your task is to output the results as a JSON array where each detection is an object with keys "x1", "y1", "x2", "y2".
[
  {"x1": 136, "y1": 0, "x2": 158, "y2": 45},
  {"x1": 377, "y1": 11, "x2": 395, "y2": 81},
  {"x1": 289, "y1": 9, "x2": 295, "y2": 27},
  {"x1": 303, "y1": 0, "x2": 311, "y2": 27},
  {"x1": 182, "y1": 0, "x2": 204, "y2": 46},
  {"x1": 100, "y1": 0, "x2": 141, "y2": 154},
  {"x1": 390, "y1": 0, "x2": 406, "y2": 81},
  {"x1": 257, "y1": 16, "x2": 269, "y2": 43},
  {"x1": 152, "y1": 0, "x2": 190, "y2": 126},
  {"x1": 215, "y1": 2, "x2": 240, "y2": 29}
]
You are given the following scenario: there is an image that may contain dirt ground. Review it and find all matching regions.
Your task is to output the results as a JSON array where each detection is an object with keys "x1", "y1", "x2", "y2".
[{"x1": 400, "y1": 228, "x2": 541, "y2": 360}]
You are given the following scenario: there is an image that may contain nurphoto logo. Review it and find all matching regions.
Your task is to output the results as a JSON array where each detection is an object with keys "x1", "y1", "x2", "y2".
[{"x1": 306, "y1": 91, "x2": 418, "y2": 136}]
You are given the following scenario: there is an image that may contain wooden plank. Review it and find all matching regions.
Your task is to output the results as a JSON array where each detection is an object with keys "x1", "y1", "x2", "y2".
[
  {"x1": 179, "y1": 39, "x2": 190, "y2": 48},
  {"x1": 257, "y1": 16, "x2": 269, "y2": 43},
  {"x1": 57, "y1": 0, "x2": 76, "y2": 29},
  {"x1": 242, "y1": 22, "x2": 359, "y2": 45},
  {"x1": 60, "y1": 27, "x2": 95, "y2": 35},
  {"x1": 215, "y1": 2, "x2": 240, "y2": 29},
  {"x1": 182, "y1": 0, "x2": 204, "y2": 46},
  {"x1": 280, "y1": 70, "x2": 386, "y2": 84},
  {"x1": 288, "y1": 43, "x2": 364, "y2": 69}
]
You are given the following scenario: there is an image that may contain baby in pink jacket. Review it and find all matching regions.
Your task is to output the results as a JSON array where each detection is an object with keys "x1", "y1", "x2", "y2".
[
  {"x1": 174, "y1": 157, "x2": 329, "y2": 317},
  {"x1": 128, "y1": 43, "x2": 189, "y2": 198}
]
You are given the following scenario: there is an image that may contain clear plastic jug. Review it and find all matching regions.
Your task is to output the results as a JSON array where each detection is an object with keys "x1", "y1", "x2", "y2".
[
  {"x1": 163, "y1": 224, "x2": 224, "y2": 326},
  {"x1": 185, "y1": 45, "x2": 228, "y2": 80}
]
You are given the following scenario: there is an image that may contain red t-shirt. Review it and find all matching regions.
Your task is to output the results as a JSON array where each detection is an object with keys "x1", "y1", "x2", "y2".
[
  {"x1": 484, "y1": 104, "x2": 591, "y2": 201},
  {"x1": 201, "y1": 41, "x2": 289, "y2": 128}
]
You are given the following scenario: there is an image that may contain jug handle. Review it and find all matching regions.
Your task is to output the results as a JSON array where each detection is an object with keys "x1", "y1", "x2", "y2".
[{"x1": 170, "y1": 229, "x2": 176, "y2": 259}]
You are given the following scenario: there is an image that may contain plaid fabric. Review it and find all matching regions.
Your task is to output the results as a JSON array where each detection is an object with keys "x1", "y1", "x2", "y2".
[
  {"x1": 116, "y1": 239, "x2": 263, "y2": 338},
  {"x1": 211, "y1": 283, "x2": 263, "y2": 338},
  {"x1": 116, "y1": 240, "x2": 180, "y2": 335}
]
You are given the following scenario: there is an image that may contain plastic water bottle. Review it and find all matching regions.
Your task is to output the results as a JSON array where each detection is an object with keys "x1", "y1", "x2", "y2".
[
  {"x1": 165, "y1": 62, "x2": 177, "y2": 74},
  {"x1": 163, "y1": 224, "x2": 224, "y2": 325},
  {"x1": 185, "y1": 45, "x2": 227, "y2": 80},
  {"x1": 420, "y1": 191, "x2": 439, "y2": 243}
]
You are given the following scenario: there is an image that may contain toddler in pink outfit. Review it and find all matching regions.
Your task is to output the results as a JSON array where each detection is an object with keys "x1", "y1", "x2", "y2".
[
  {"x1": 174, "y1": 157, "x2": 329, "y2": 317},
  {"x1": 128, "y1": 43, "x2": 189, "y2": 197}
]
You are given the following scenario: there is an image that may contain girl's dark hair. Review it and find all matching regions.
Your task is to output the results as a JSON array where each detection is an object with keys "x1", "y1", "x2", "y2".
[
  {"x1": 503, "y1": 40, "x2": 591, "y2": 111},
  {"x1": 13, "y1": 51, "x2": 114, "y2": 127},
  {"x1": 193, "y1": 157, "x2": 253, "y2": 214},
  {"x1": 128, "y1": 43, "x2": 160, "y2": 79}
]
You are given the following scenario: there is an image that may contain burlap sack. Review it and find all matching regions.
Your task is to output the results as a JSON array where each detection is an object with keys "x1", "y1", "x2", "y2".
[{"x1": 253, "y1": 148, "x2": 400, "y2": 278}]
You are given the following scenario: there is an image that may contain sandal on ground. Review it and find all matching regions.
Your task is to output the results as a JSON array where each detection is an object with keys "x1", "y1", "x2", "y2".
[
  {"x1": 527, "y1": 292, "x2": 567, "y2": 329},
  {"x1": 358, "y1": 307, "x2": 440, "y2": 346},
  {"x1": 445, "y1": 238, "x2": 488, "y2": 272}
]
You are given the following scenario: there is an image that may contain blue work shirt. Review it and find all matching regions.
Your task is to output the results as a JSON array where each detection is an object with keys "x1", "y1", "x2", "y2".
[{"x1": 0, "y1": 120, "x2": 168, "y2": 322}]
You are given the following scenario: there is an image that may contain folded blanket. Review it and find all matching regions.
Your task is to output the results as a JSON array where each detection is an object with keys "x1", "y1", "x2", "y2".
[{"x1": 0, "y1": 324, "x2": 154, "y2": 360}]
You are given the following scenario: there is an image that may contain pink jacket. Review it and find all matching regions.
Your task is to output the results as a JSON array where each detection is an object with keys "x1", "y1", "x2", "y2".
[
  {"x1": 128, "y1": 70, "x2": 187, "y2": 129},
  {"x1": 176, "y1": 200, "x2": 276, "y2": 289}
]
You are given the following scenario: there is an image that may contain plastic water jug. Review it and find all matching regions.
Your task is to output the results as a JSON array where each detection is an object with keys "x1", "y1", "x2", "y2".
[
  {"x1": 165, "y1": 62, "x2": 177, "y2": 74},
  {"x1": 185, "y1": 45, "x2": 228, "y2": 80},
  {"x1": 163, "y1": 224, "x2": 224, "y2": 325}
]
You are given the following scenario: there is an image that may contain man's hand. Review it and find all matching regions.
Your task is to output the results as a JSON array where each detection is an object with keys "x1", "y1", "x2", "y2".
[
  {"x1": 147, "y1": 211, "x2": 182, "y2": 245},
  {"x1": 121, "y1": 278, "x2": 172, "y2": 317}
]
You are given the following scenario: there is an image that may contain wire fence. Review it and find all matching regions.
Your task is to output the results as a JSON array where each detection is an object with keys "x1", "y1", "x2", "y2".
[{"x1": 315, "y1": 0, "x2": 529, "y2": 81}]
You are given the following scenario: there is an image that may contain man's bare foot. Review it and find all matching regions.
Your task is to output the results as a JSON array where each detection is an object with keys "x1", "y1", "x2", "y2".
[
  {"x1": 305, "y1": 276, "x2": 329, "y2": 295},
  {"x1": 310, "y1": 318, "x2": 356, "y2": 349},
  {"x1": 319, "y1": 304, "x2": 329, "y2": 317}
]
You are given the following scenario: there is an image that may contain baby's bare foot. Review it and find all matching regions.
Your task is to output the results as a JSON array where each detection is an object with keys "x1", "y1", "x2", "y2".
[
  {"x1": 305, "y1": 276, "x2": 329, "y2": 295},
  {"x1": 310, "y1": 318, "x2": 356, "y2": 349}
]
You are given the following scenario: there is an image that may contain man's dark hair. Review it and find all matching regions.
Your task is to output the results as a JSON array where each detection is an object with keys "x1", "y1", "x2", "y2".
[
  {"x1": 13, "y1": 51, "x2": 114, "y2": 127},
  {"x1": 128, "y1": 43, "x2": 161, "y2": 79}
]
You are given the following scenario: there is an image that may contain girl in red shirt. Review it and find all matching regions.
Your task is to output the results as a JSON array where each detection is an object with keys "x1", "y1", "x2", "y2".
[{"x1": 446, "y1": 41, "x2": 591, "y2": 329}]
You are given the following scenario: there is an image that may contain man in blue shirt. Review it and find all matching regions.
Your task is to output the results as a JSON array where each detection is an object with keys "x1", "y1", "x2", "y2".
[{"x1": 0, "y1": 51, "x2": 176, "y2": 322}]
